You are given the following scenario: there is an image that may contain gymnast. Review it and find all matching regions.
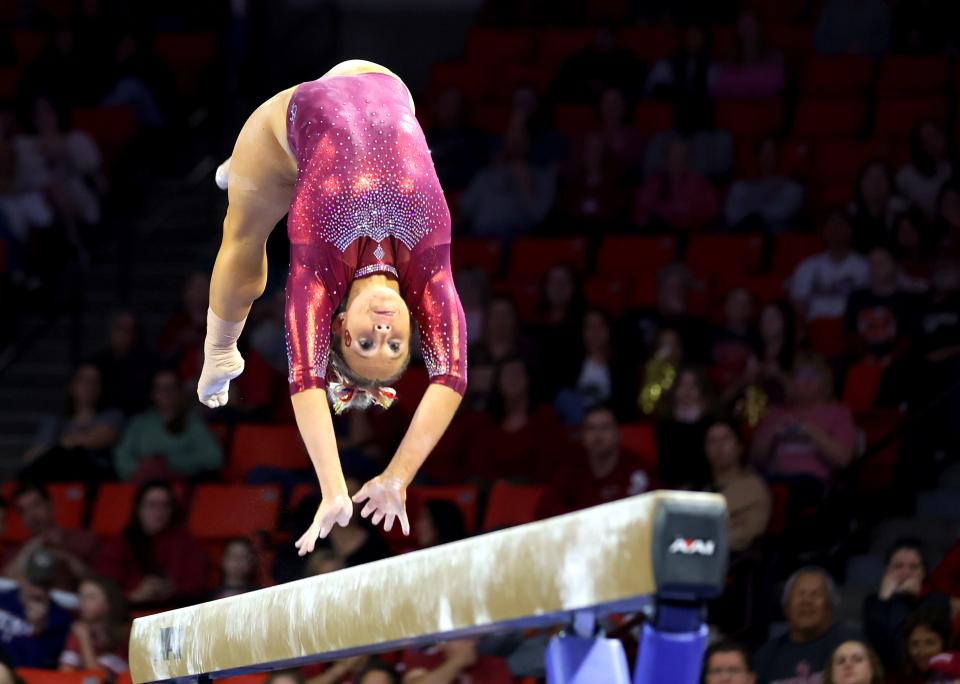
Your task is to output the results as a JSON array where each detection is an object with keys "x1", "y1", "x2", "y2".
[{"x1": 196, "y1": 60, "x2": 466, "y2": 556}]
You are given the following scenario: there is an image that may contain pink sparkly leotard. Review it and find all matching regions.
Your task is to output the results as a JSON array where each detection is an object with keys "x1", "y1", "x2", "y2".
[{"x1": 284, "y1": 72, "x2": 467, "y2": 397}]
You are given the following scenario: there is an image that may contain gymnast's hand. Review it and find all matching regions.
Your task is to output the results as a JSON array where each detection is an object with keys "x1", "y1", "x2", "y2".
[
  {"x1": 295, "y1": 494, "x2": 353, "y2": 556},
  {"x1": 353, "y1": 474, "x2": 410, "y2": 536}
]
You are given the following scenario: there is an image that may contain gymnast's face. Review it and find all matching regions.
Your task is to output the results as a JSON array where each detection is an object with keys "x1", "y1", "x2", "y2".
[{"x1": 338, "y1": 285, "x2": 411, "y2": 382}]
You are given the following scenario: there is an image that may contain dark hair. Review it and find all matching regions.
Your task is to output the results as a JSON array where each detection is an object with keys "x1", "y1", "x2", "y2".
[
  {"x1": 486, "y1": 355, "x2": 532, "y2": 421},
  {"x1": 658, "y1": 366, "x2": 716, "y2": 419},
  {"x1": 701, "y1": 640, "x2": 752, "y2": 683},
  {"x1": 13, "y1": 481, "x2": 50, "y2": 504},
  {"x1": 221, "y1": 537, "x2": 259, "y2": 586},
  {"x1": 422, "y1": 500, "x2": 467, "y2": 545},
  {"x1": 327, "y1": 331, "x2": 411, "y2": 412},
  {"x1": 902, "y1": 606, "x2": 952, "y2": 675},
  {"x1": 759, "y1": 300, "x2": 797, "y2": 372},
  {"x1": 64, "y1": 362, "x2": 106, "y2": 417},
  {"x1": 885, "y1": 536, "x2": 926, "y2": 572},
  {"x1": 124, "y1": 481, "x2": 180, "y2": 576},
  {"x1": 891, "y1": 208, "x2": 933, "y2": 261},
  {"x1": 822, "y1": 640, "x2": 884, "y2": 684},
  {"x1": 909, "y1": 120, "x2": 943, "y2": 178},
  {"x1": 79, "y1": 576, "x2": 129, "y2": 651},
  {"x1": 356, "y1": 662, "x2": 400, "y2": 684},
  {"x1": 734, "y1": 8, "x2": 768, "y2": 64},
  {"x1": 536, "y1": 264, "x2": 584, "y2": 321},
  {"x1": 854, "y1": 161, "x2": 894, "y2": 214},
  {"x1": 265, "y1": 670, "x2": 306, "y2": 684},
  {"x1": 583, "y1": 402, "x2": 618, "y2": 423},
  {"x1": 706, "y1": 417, "x2": 744, "y2": 447},
  {"x1": 20, "y1": 92, "x2": 69, "y2": 134}
]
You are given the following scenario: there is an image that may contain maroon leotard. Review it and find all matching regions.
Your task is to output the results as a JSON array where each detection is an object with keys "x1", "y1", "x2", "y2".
[{"x1": 284, "y1": 72, "x2": 467, "y2": 396}]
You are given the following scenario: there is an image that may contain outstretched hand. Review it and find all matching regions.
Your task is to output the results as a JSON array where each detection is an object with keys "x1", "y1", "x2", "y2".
[
  {"x1": 352, "y1": 474, "x2": 410, "y2": 536},
  {"x1": 295, "y1": 493, "x2": 353, "y2": 556}
]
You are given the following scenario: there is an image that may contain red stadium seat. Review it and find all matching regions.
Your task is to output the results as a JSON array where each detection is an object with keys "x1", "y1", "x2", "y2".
[
  {"x1": 0, "y1": 68, "x2": 19, "y2": 99},
  {"x1": 508, "y1": 237, "x2": 588, "y2": 281},
  {"x1": 430, "y1": 62, "x2": 493, "y2": 101},
  {"x1": 745, "y1": 0, "x2": 806, "y2": 21},
  {"x1": 716, "y1": 100, "x2": 784, "y2": 138},
  {"x1": 712, "y1": 25, "x2": 737, "y2": 60},
  {"x1": 595, "y1": 235, "x2": 676, "y2": 279},
  {"x1": 408, "y1": 485, "x2": 479, "y2": 534},
  {"x1": 16, "y1": 670, "x2": 102, "y2": 684},
  {"x1": 877, "y1": 55, "x2": 949, "y2": 97},
  {"x1": 4, "y1": 483, "x2": 86, "y2": 542},
  {"x1": 553, "y1": 104, "x2": 596, "y2": 136},
  {"x1": 766, "y1": 24, "x2": 814, "y2": 61},
  {"x1": 619, "y1": 423, "x2": 657, "y2": 474},
  {"x1": 482, "y1": 481, "x2": 545, "y2": 530},
  {"x1": 188, "y1": 485, "x2": 281, "y2": 539},
  {"x1": 152, "y1": 32, "x2": 218, "y2": 96},
  {"x1": 536, "y1": 28, "x2": 595, "y2": 67},
  {"x1": 451, "y1": 237, "x2": 503, "y2": 276},
  {"x1": 71, "y1": 106, "x2": 138, "y2": 171},
  {"x1": 633, "y1": 101, "x2": 674, "y2": 134},
  {"x1": 465, "y1": 29, "x2": 535, "y2": 67},
  {"x1": 617, "y1": 26, "x2": 679, "y2": 61},
  {"x1": 843, "y1": 357, "x2": 888, "y2": 414},
  {"x1": 218, "y1": 676, "x2": 268, "y2": 684},
  {"x1": 91, "y1": 482, "x2": 187, "y2": 537},
  {"x1": 472, "y1": 103, "x2": 511, "y2": 134},
  {"x1": 716, "y1": 274, "x2": 787, "y2": 309},
  {"x1": 779, "y1": 138, "x2": 814, "y2": 178},
  {"x1": 874, "y1": 97, "x2": 947, "y2": 139},
  {"x1": 770, "y1": 232, "x2": 822, "y2": 281},
  {"x1": 800, "y1": 56, "x2": 874, "y2": 96},
  {"x1": 500, "y1": 64, "x2": 555, "y2": 97},
  {"x1": 11, "y1": 30, "x2": 48, "y2": 65},
  {"x1": 766, "y1": 483, "x2": 789, "y2": 536},
  {"x1": 812, "y1": 139, "x2": 896, "y2": 185},
  {"x1": 805, "y1": 317, "x2": 847, "y2": 358},
  {"x1": 793, "y1": 99, "x2": 867, "y2": 139},
  {"x1": 814, "y1": 182, "x2": 854, "y2": 211},
  {"x1": 686, "y1": 234, "x2": 765, "y2": 280},
  {"x1": 227, "y1": 424, "x2": 308, "y2": 481},
  {"x1": 856, "y1": 408, "x2": 905, "y2": 492},
  {"x1": 289, "y1": 483, "x2": 318, "y2": 512},
  {"x1": 584, "y1": 276, "x2": 629, "y2": 318}
]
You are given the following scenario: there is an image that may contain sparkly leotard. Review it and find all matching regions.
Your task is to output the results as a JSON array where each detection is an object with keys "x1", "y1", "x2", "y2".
[{"x1": 284, "y1": 72, "x2": 467, "y2": 396}]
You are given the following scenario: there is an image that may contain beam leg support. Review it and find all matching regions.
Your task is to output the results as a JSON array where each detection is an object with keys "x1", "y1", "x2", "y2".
[{"x1": 632, "y1": 601, "x2": 708, "y2": 684}]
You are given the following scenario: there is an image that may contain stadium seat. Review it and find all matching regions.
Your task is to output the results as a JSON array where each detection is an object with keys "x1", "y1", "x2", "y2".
[
  {"x1": 812, "y1": 139, "x2": 896, "y2": 185},
  {"x1": 472, "y1": 103, "x2": 511, "y2": 134},
  {"x1": 536, "y1": 28, "x2": 596, "y2": 67},
  {"x1": 11, "y1": 30, "x2": 48, "y2": 65},
  {"x1": 482, "y1": 481, "x2": 545, "y2": 530},
  {"x1": 617, "y1": 26, "x2": 678, "y2": 60},
  {"x1": 619, "y1": 423, "x2": 657, "y2": 474},
  {"x1": 805, "y1": 317, "x2": 847, "y2": 357},
  {"x1": 877, "y1": 55, "x2": 949, "y2": 97},
  {"x1": 711, "y1": 25, "x2": 737, "y2": 60},
  {"x1": 686, "y1": 234, "x2": 765, "y2": 280},
  {"x1": 71, "y1": 106, "x2": 138, "y2": 172},
  {"x1": 465, "y1": 29, "x2": 534, "y2": 67},
  {"x1": 793, "y1": 99, "x2": 867, "y2": 139},
  {"x1": 0, "y1": 68, "x2": 19, "y2": 99},
  {"x1": 770, "y1": 232, "x2": 822, "y2": 281},
  {"x1": 842, "y1": 357, "x2": 887, "y2": 414},
  {"x1": 91, "y1": 482, "x2": 188, "y2": 537},
  {"x1": 595, "y1": 235, "x2": 676, "y2": 280},
  {"x1": 451, "y1": 237, "x2": 503, "y2": 276},
  {"x1": 500, "y1": 64, "x2": 554, "y2": 98},
  {"x1": 218, "y1": 676, "x2": 268, "y2": 684},
  {"x1": 408, "y1": 485, "x2": 479, "y2": 534},
  {"x1": 716, "y1": 100, "x2": 784, "y2": 138},
  {"x1": 227, "y1": 424, "x2": 308, "y2": 481},
  {"x1": 553, "y1": 104, "x2": 596, "y2": 136},
  {"x1": 874, "y1": 97, "x2": 948, "y2": 139},
  {"x1": 766, "y1": 483, "x2": 789, "y2": 536},
  {"x1": 288, "y1": 482, "x2": 318, "y2": 512},
  {"x1": 584, "y1": 276, "x2": 629, "y2": 318},
  {"x1": 779, "y1": 139, "x2": 813, "y2": 178},
  {"x1": 4, "y1": 483, "x2": 86, "y2": 542},
  {"x1": 800, "y1": 56, "x2": 874, "y2": 97},
  {"x1": 857, "y1": 408, "x2": 905, "y2": 492},
  {"x1": 152, "y1": 32, "x2": 218, "y2": 96},
  {"x1": 766, "y1": 23, "x2": 814, "y2": 61},
  {"x1": 188, "y1": 485, "x2": 281, "y2": 539},
  {"x1": 16, "y1": 671, "x2": 102, "y2": 684},
  {"x1": 633, "y1": 101, "x2": 674, "y2": 134},
  {"x1": 508, "y1": 237, "x2": 588, "y2": 281},
  {"x1": 430, "y1": 62, "x2": 493, "y2": 101}
]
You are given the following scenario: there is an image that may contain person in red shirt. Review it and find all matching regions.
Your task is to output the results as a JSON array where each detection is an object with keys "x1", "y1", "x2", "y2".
[
  {"x1": 401, "y1": 639, "x2": 512, "y2": 684},
  {"x1": 95, "y1": 480, "x2": 209, "y2": 607},
  {"x1": 539, "y1": 404, "x2": 653, "y2": 518}
]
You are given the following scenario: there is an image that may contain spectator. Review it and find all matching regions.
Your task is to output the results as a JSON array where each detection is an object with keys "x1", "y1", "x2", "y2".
[
  {"x1": 0, "y1": 548, "x2": 73, "y2": 668},
  {"x1": 750, "y1": 353, "x2": 857, "y2": 499},
  {"x1": 849, "y1": 162, "x2": 901, "y2": 253},
  {"x1": 789, "y1": 210, "x2": 869, "y2": 322},
  {"x1": 822, "y1": 640, "x2": 884, "y2": 684},
  {"x1": 401, "y1": 639, "x2": 513, "y2": 684},
  {"x1": 531, "y1": 264, "x2": 584, "y2": 365},
  {"x1": 814, "y1": 0, "x2": 892, "y2": 55},
  {"x1": 733, "y1": 301, "x2": 797, "y2": 411},
  {"x1": 416, "y1": 500, "x2": 468, "y2": 549},
  {"x1": 158, "y1": 271, "x2": 211, "y2": 364},
  {"x1": 725, "y1": 137, "x2": 804, "y2": 232},
  {"x1": 752, "y1": 567, "x2": 855, "y2": 684},
  {"x1": 844, "y1": 245, "x2": 918, "y2": 360},
  {"x1": 460, "y1": 117, "x2": 556, "y2": 237},
  {"x1": 356, "y1": 662, "x2": 399, "y2": 684},
  {"x1": 425, "y1": 87, "x2": 488, "y2": 192},
  {"x1": 20, "y1": 363, "x2": 123, "y2": 484},
  {"x1": 58, "y1": 576, "x2": 129, "y2": 679},
  {"x1": 711, "y1": 288, "x2": 760, "y2": 394},
  {"x1": 712, "y1": 9, "x2": 785, "y2": 99},
  {"x1": 473, "y1": 296, "x2": 535, "y2": 366},
  {"x1": 549, "y1": 26, "x2": 645, "y2": 104},
  {"x1": 927, "y1": 652, "x2": 960, "y2": 683},
  {"x1": 2, "y1": 483, "x2": 97, "y2": 592},
  {"x1": 702, "y1": 640, "x2": 756, "y2": 684},
  {"x1": 539, "y1": 404, "x2": 653, "y2": 518},
  {"x1": 897, "y1": 121, "x2": 952, "y2": 220},
  {"x1": 704, "y1": 419, "x2": 771, "y2": 552},
  {"x1": 113, "y1": 369, "x2": 223, "y2": 482},
  {"x1": 655, "y1": 367, "x2": 715, "y2": 490},
  {"x1": 90, "y1": 310, "x2": 157, "y2": 415},
  {"x1": 96, "y1": 480, "x2": 210, "y2": 606},
  {"x1": 863, "y1": 538, "x2": 950, "y2": 672},
  {"x1": 592, "y1": 87, "x2": 645, "y2": 171},
  {"x1": 311, "y1": 656, "x2": 377, "y2": 684},
  {"x1": 210, "y1": 538, "x2": 259, "y2": 600},
  {"x1": 937, "y1": 183, "x2": 960, "y2": 245},
  {"x1": 0, "y1": 123, "x2": 55, "y2": 276},
  {"x1": 634, "y1": 137, "x2": 719, "y2": 231},
  {"x1": 890, "y1": 209, "x2": 933, "y2": 287},
  {"x1": 557, "y1": 130, "x2": 629, "y2": 229},
  {"x1": 645, "y1": 24, "x2": 717, "y2": 133},
  {"x1": 639, "y1": 327, "x2": 687, "y2": 416},
  {"x1": 888, "y1": 607, "x2": 953, "y2": 683}
]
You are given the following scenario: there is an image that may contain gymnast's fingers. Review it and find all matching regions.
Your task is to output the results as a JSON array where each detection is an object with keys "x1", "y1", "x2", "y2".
[
  {"x1": 352, "y1": 486, "x2": 370, "y2": 504},
  {"x1": 372, "y1": 509, "x2": 385, "y2": 527},
  {"x1": 399, "y1": 509, "x2": 410, "y2": 536},
  {"x1": 384, "y1": 513, "x2": 395, "y2": 533},
  {"x1": 360, "y1": 500, "x2": 375, "y2": 518}
]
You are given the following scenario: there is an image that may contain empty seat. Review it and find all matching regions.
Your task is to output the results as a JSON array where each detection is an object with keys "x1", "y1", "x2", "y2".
[
  {"x1": 452, "y1": 238, "x2": 503, "y2": 276},
  {"x1": 619, "y1": 423, "x2": 658, "y2": 474},
  {"x1": 842, "y1": 357, "x2": 888, "y2": 414},
  {"x1": 770, "y1": 232, "x2": 822, "y2": 281},
  {"x1": 471, "y1": 103, "x2": 511, "y2": 134},
  {"x1": 0, "y1": 68, "x2": 19, "y2": 99},
  {"x1": 508, "y1": 237, "x2": 588, "y2": 281},
  {"x1": 877, "y1": 55, "x2": 949, "y2": 97},
  {"x1": 800, "y1": 56, "x2": 874, "y2": 96},
  {"x1": 71, "y1": 106, "x2": 138, "y2": 171},
  {"x1": 188, "y1": 485, "x2": 281, "y2": 539},
  {"x1": 716, "y1": 100, "x2": 784, "y2": 138},
  {"x1": 430, "y1": 62, "x2": 493, "y2": 100},
  {"x1": 465, "y1": 28, "x2": 534, "y2": 66},
  {"x1": 874, "y1": 97, "x2": 948, "y2": 139},
  {"x1": 536, "y1": 28, "x2": 595, "y2": 67},
  {"x1": 793, "y1": 99, "x2": 866, "y2": 139},
  {"x1": 408, "y1": 485, "x2": 479, "y2": 534},
  {"x1": 766, "y1": 483, "x2": 789, "y2": 536},
  {"x1": 766, "y1": 23, "x2": 814, "y2": 61},
  {"x1": 227, "y1": 424, "x2": 308, "y2": 481},
  {"x1": 633, "y1": 101, "x2": 673, "y2": 134},
  {"x1": 805, "y1": 317, "x2": 847, "y2": 357},
  {"x1": 91, "y1": 483, "x2": 137, "y2": 537},
  {"x1": 813, "y1": 139, "x2": 895, "y2": 185},
  {"x1": 4, "y1": 483, "x2": 86, "y2": 542},
  {"x1": 686, "y1": 234, "x2": 765, "y2": 279},
  {"x1": 595, "y1": 235, "x2": 676, "y2": 280},
  {"x1": 482, "y1": 481, "x2": 545, "y2": 530},
  {"x1": 152, "y1": 32, "x2": 218, "y2": 96},
  {"x1": 584, "y1": 276, "x2": 629, "y2": 318}
]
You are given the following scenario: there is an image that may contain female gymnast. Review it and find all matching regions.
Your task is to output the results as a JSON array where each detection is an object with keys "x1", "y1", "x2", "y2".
[{"x1": 196, "y1": 60, "x2": 466, "y2": 556}]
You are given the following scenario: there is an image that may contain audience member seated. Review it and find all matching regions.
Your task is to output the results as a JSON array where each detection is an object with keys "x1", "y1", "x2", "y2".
[
  {"x1": 416, "y1": 500, "x2": 467, "y2": 549},
  {"x1": 814, "y1": 0, "x2": 892, "y2": 55},
  {"x1": 0, "y1": 548, "x2": 73, "y2": 668},
  {"x1": 844, "y1": 246, "x2": 918, "y2": 361},
  {"x1": 897, "y1": 121, "x2": 952, "y2": 220},
  {"x1": 645, "y1": 24, "x2": 716, "y2": 133},
  {"x1": 938, "y1": 183, "x2": 960, "y2": 246},
  {"x1": 472, "y1": 296, "x2": 536, "y2": 366},
  {"x1": 822, "y1": 640, "x2": 884, "y2": 684},
  {"x1": 0, "y1": 126, "x2": 55, "y2": 278},
  {"x1": 752, "y1": 567, "x2": 856, "y2": 684},
  {"x1": 704, "y1": 419, "x2": 771, "y2": 552},
  {"x1": 702, "y1": 640, "x2": 756, "y2": 684},
  {"x1": 557, "y1": 130, "x2": 629, "y2": 229},
  {"x1": 712, "y1": 9, "x2": 785, "y2": 99},
  {"x1": 157, "y1": 271, "x2": 210, "y2": 364},
  {"x1": 460, "y1": 118, "x2": 556, "y2": 237},
  {"x1": 539, "y1": 404, "x2": 653, "y2": 518},
  {"x1": 531, "y1": 265, "x2": 584, "y2": 385},
  {"x1": 209, "y1": 537, "x2": 259, "y2": 600},
  {"x1": 849, "y1": 162, "x2": 901, "y2": 253},
  {"x1": 633, "y1": 137, "x2": 719, "y2": 231},
  {"x1": 58, "y1": 576, "x2": 130, "y2": 679},
  {"x1": 466, "y1": 356, "x2": 569, "y2": 484},
  {"x1": 90, "y1": 310, "x2": 158, "y2": 415},
  {"x1": 890, "y1": 210, "x2": 934, "y2": 286},
  {"x1": 750, "y1": 353, "x2": 857, "y2": 502},
  {"x1": 96, "y1": 480, "x2": 210, "y2": 607},
  {"x1": 20, "y1": 362, "x2": 123, "y2": 485},
  {"x1": 355, "y1": 662, "x2": 400, "y2": 684},
  {"x1": 887, "y1": 606, "x2": 953, "y2": 683},
  {"x1": 549, "y1": 26, "x2": 645, "y2": 104},
  {"x1": 113, "y1": 369, "x2": 223, "y2": 482},
  {"x1": 711, "y1": 288, "x2": 760, "y2": 394},
  {"x1": 592, "y1": 87, "x2": 645, "y2": 172},
  {"x1": 655, "y1": 367, "x2": 715, "y2": 490},
  {"x1": 725, "y1": 137, "x2": 804, "y2": 233},
  {"x1": 789, "y1": 210, "x2": 869, "y2": 322},
  {"x1": 863, "y1": 538, "x2": 950, "y2": 672},
  {"x1": 2, "y1": 483, "x2": 97, "y2": 592},
  {"x1": 425, "y1": 87, "x2": 488, "y2": 192},
  {"x1": 401, "y1": 639, "x2": 513, "y2": 684}
]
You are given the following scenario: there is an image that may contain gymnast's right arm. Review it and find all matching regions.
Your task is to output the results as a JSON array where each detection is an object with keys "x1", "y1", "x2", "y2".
[{"x1": 198, "y1": 87, "x2": 297, "y2": 408}]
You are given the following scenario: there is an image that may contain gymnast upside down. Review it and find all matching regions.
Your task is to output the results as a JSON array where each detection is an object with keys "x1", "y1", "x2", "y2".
[{"x1": 196, "y1": 60, "x2": 466, "y2": 555}]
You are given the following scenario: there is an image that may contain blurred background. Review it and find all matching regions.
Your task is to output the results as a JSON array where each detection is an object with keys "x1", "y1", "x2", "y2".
[{"x1": 1, "y1": 0, "x2": 960, "y2": 683}]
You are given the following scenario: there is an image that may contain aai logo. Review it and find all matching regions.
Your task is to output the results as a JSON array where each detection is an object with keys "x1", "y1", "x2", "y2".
[{"x1": 669, "y1": 537, "x2": 716, "y2": 556}]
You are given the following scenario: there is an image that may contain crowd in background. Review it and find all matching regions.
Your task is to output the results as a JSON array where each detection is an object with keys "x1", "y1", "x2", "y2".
[{"x1": 2, "y1": 0, "x2": 960, "y2": 683}]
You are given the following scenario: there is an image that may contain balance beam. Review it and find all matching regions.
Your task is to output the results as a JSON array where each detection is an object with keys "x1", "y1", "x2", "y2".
[{"x1": 130, "y1": 491, "x2": 727, "y2": 683}]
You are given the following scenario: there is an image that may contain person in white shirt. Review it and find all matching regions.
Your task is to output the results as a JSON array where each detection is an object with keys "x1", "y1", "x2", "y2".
[{"x1": 896, "y1": 120, "x2": 953, "y2": 220}]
